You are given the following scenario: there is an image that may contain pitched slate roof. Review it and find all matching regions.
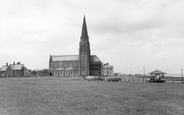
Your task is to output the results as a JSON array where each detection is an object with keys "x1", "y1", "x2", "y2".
[
  {"x1": 0, "y1": 64, "x2": 24, "y2": 72},
  {"x1": 55, "y1": 68, "x2": 65, "y2": 70},
  {"x1": 51, "y1": 55, "x2": 101, "y2": 62},
  {"x1": 90, "y1": 55, "x2": 101, "y2": 62},
  {"x1": 149, "y1": 70, "x2": 166, "y2": 74},
  {"x1": 0, "y1": 66, "x2": 8, "y2": 71},
  {"x1": 13, "y1": 64, "x2": 24, "y2": 70},
  {"x1": 102, "y1": 65, "x2": 113, "y2": 69},
  {"x1": 52, "y1": 55, "x2": 79, "y2": 61},
  {"x1": 65, "y1": 67, "x2": 75, "y2": 70},
  {"x1": 54, "y1": 67, "x2": 76, "y2": 71}
]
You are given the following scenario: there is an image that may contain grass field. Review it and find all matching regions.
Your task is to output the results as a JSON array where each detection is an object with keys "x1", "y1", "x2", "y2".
[{"x1": 0, "y1": 77, "x2": 184, "y2": 115}]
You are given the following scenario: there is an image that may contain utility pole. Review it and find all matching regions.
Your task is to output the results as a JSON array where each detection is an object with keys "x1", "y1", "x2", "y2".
[
  {"x1": 181, "y1": 69, "x2": 183, "y2": 83},
  {"x1": 143, "y1": 66, "x2": 145, "y2": 82}
]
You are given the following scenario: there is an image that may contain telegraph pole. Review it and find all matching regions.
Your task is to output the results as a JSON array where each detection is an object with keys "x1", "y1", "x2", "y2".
[
  {"x1": 143, "y1": 66, "x2": 145, "y2": 82},
  {"x1": 181, "y1": 69, "x2": 183, "y2": 83}
]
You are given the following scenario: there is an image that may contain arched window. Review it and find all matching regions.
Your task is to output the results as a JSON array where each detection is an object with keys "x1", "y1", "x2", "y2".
[
  {"x1": 80, "y1": 45, "x2": 84, "y2": 52},
  {"x1": 84, "y1": 45, "x2": 86, "y2": 52}
]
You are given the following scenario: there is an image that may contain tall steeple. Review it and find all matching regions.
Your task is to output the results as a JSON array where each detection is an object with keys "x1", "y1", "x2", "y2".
[
  {"x1": 80, "y1": 16, "x2": 89, "y2": 42},
  {"x1": 79, "y1": 16, "x2": 91, "y2": 77}
]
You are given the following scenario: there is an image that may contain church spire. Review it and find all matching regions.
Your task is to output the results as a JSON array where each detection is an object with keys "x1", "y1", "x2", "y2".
[
  {"x1": 80, "y1": 15, "x2": 89, "y2": 42},
  {"x1": 79, "y1": 16, "x2": 91, "y2": 76}
]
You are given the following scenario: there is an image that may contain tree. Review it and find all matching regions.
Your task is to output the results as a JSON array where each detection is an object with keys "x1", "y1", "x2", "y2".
[
  {"x1": 41, "y1": 69, "x2": 49, "y2": 76},
  {"x1": 32, "y1": 70, "x2": 37, "y2": 76}
]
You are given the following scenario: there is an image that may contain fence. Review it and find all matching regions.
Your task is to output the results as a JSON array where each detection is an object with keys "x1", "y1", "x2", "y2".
[{"x1": 121, "y1": 77, "x2": 184, "y2": 83}]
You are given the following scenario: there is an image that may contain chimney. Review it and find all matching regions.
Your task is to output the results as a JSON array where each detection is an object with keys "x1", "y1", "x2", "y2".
[{"x1": 6, "y1": 63, "x2": 8, "y2": 67}]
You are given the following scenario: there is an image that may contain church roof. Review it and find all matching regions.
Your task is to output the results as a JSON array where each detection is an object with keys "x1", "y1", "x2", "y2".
[
  {"x1": 65, "y1": 67, "x2": 75, "y2": 70},
  {"x1": 90, "y1": 55, "x2": 101, "y2": 62},
  {"x1": 52, "y1": 55, "x2": 79, "y2": 61},
  {"x1": 55, "y1": 68, "x2": 65, "y2": 70},
  {"x1": 51, "y1": 55, "x2": 101, "y2": 62}
]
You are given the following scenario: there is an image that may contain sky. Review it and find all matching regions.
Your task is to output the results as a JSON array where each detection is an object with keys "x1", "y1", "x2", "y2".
[{"x1": 0, "y1": 0, "x2": 184, "y2": 74}]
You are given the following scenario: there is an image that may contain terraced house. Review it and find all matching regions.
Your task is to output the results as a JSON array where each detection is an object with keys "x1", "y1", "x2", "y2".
[{"x1": 49, "y1": 16, "x2": 102, "y2": 77}]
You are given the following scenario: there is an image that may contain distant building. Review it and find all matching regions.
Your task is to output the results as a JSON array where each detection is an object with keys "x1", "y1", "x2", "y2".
[
  {"x1": 101, "y1": 63, "x2": 114, "y2": 77},
  {"x1": 49, "y1": 16, "x2": 102, "y2": 77},
  {"x1": 0, "y1": 65, "x2": 8, "y2": 77},
  {"x1": 148, "y1": 69, "x2": 166, "y2": 79},
  {"x1": 0, "y1": 62, "x2": 26, "y2": 77},
  {"x1": 114, "y1": 73, "x2": 121, "y2": 77}
]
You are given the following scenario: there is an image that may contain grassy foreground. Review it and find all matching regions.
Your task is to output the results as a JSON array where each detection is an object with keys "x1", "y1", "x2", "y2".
[{"x1": 0, "y1": 77, "x2": 184, "y2": 115}]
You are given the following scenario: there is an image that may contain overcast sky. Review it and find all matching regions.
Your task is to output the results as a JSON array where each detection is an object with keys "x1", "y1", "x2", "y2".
[{"x1": 0, "y1": 0, "x2": 184, "y2": 74}]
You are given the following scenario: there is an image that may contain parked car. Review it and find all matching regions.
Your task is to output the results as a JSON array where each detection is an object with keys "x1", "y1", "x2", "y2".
[
  {"x1": 147, "y1": 76, "x2": 165, "y2": 83},
  {"x1": 94, "y1": 77, "x2": 104, "y2": 81},
  {"x1": 105, "y1": 76, "x2": 122, "y2": 82},
  {"x1": 84, "y1": 76, "x2": 95, "y2": 81}
]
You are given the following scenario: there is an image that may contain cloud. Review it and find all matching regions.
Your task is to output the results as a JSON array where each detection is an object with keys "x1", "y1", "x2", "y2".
[{"x1": 0, "y1": 0, "x2": 184, "y2": 74}]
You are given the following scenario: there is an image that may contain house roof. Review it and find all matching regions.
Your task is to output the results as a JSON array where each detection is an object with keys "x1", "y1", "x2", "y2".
[
  {"x1": 0, "y1": 64, "x2": 24, "y2": 72},
  {"x1": 51, "y1": 55, "x2": 101, "y2": 62},
  {"x1": 13, "y1": 64, "x2": 24, "y2": 70},
  {"x1": 102, "y1": 65, "x2": 113, "y2": 69},
  {"x1": 0, "y1": 66, "x2": 8, "y2": 71},
  {"x1": 149, "y1": 70, "x2": 166, "y2": 74}
]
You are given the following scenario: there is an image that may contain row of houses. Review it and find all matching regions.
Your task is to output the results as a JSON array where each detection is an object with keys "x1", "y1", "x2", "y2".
[{"x1": 0, "y1": 62, "x2": 29, "y2": 77}]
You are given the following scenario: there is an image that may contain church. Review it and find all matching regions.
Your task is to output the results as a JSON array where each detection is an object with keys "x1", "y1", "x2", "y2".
[{"x1": 49, "y1": 16, "x2": 102, "y2": 77}]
